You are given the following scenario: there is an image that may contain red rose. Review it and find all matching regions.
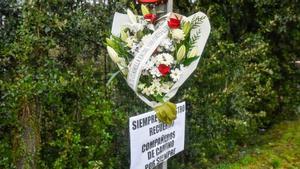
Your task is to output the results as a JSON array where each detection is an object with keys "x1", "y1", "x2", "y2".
[
  {"x1": 158, "y1": 64, "x2": 171, "y2": 76},
  {"x1": 137, "y1": 0, "x2": 167, "y2": 4},
  {"x1": 138, "y1": 0, "x2": 158, "y2": 3},
  {"x1": 144, "y1": 14, "x2": 157, "y2": 23},
  {"x1": 168, "y1": 18, "x2": 181, "y2": 29}
]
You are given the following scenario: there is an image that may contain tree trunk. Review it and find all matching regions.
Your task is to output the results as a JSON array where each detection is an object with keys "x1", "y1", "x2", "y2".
[{"x1": 13, "y1": 99, "x2": 41, "y2": 169}]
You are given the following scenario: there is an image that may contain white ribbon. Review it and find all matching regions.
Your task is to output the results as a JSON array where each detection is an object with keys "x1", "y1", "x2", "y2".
[{"x1": 127, "y1": 22, "x2": 169, "y2": 91}]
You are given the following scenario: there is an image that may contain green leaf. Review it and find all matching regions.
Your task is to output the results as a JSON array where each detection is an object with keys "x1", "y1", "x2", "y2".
[
  {"x1": 106, "y1": 70, "x2": 121, "y2": 87},
  {"x1": 182, "y1": 56, "x2": 199, "y2": 66}
]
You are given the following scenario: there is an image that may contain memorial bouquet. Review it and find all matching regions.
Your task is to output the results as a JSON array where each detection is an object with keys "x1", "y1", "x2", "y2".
[{"x1": 107, "y1": 3, "x2": 210, "y2": 124}]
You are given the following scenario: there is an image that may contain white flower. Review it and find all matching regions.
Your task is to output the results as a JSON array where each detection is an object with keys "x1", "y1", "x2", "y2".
[
  {"x1": 117, "y1": 58, "x2": 128, "y2": 75},
  {"x1": 171, "y1": 29, "x2": 185, "y2": 42},
  {"x1": 141, "y1": 70, "x2": 149, "y2": 76},
  {"x1": 120, "y1": 30, "x2": 128, "y2": 42},
  {"x1": 180, "y1": 64, "x2": 185, "y2": 70},
  {"x1": 169, "y1": 45, "x2": 175, "y2": 52},
  {"x1": 151, "y1": 79, "x2": 163, "y2": 95},
  {"x1": 155, "y1": 53, "x2": 174, "y2": 66},
  {"x1": 160, "y1": 38, "x2": 175, "y2": 51},
  {"x1": 188, "y1": 47, "x2": 199, "y2": 58},
  {"x1": 141, "y1": 34, "x2": 151, "y2": 45},
  {"x1": 142, "y1": 87, "x2": 151, "y2": 96},
  {"x1": 177, "y1": 45, "x2": 186, "y2": 62},
  {"x1": 145, "y1": 59, "x2": 155, "y2": 70},
  {"x1": 170, "y1": 68, "x2": 182, "y2": 82},
  {"x1": 122, "y1": 23, "x2": 144, "y2": 33},
  {"x1": 131, "y1": 42, "x2": 140, "y2": 55},
  {"x1": 148, "y1": 85, "x2": 155, "y2": 95},
  {"x1": 118, "y1": 57, "x2": 127, "y2": 67},
  {"x1": 163, "y1": 53, "x2": 174, "y2": 65},
  {"x1": 147, "y1": 24, "x2": 155, "y2": 31},
  {"x1": 127, "y1": 9, "x2": 137, "y2": 23},
  {"x1": 153, "y1": 55, "x2": 163, "y2": 64},
  {"x1": 150, "y1": 67, "x2": 161, "y2": 78},
  {"x1": 157, "y1": 46, "x2": 163, "y2": 52},
  {"x1": 121, "y1": 24, "x2": 132, "y2": 32},
  {"x1": 138, "y1": 16, "x2": 148, "y2": 26},
  {"x1": 160, "y1": 38, "x2": 172, "y2": 47},
  {"x1": 134, "y1": 23, "x2": 144, "y2": 32},
  {"x1": 107, "y1": 46, "x2": 121, "y2": 63},
  {"x1": 152, "y1": 79, "x2": 161, "y2": 88},
  {"x1": 138, "y1": 83, "x2": 146, "y2": 90},
  {"x1": 126, "y1": 37, "x2": 135, "y2": 48},
  {"x1": 155, "y1": 87, "x2": 163, "y2": 95},
  {"x1": 160, "y1": 82, "x2": 173, "y2": 93}
]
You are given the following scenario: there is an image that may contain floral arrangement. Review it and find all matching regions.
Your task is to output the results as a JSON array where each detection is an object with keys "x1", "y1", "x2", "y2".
[{"x1": 107, "y1": 3, "x2": 210, "y2": 124}]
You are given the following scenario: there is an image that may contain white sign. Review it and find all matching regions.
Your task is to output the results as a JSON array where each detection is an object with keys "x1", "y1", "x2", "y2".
[{"x1": 129, "y1": 102, "x2": 186, "y2": 169}]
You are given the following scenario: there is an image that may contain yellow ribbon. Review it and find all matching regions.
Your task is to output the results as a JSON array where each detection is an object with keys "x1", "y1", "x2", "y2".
[{"x1": 154, "y1": 102, "x2": 177, "y2": 125}]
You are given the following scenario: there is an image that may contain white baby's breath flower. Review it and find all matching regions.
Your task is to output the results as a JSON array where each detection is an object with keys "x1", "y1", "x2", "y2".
[
  {"x1": 171, "y1": 29, "x2": 185, "y2": 42},
  {"x1": 170, "y1": 68, "x2": 182, "y2": 82}
]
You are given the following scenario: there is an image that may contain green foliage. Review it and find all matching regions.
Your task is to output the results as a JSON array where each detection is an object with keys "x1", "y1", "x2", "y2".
[
  {"x1": 213, "y1": 118, "x2": 300, "y2": 168},
  {"x1": 0, "y1": 0, "x2": 299, "y2": 169}
]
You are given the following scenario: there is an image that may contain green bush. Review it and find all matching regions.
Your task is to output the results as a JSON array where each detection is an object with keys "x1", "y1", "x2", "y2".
[{"x1": 0, "y1": 0, "x2": 299, "y2": 169}]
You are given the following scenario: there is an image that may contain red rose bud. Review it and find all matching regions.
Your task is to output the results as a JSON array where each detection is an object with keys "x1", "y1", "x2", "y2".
[
  {"x1": 158, "y1": 64, "x2": 171, "y2": 76},
  {"x1": 168, "y1": 18, "x2": 181, "y2": 29},
  {"x1": 144, "y1": 14, "x2": 157, "y2": 23}
]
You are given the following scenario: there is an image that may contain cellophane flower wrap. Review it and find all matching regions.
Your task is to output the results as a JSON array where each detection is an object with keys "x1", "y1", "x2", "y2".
[{"x1": 107, "y1": 5, "x2": 210, "y2": 124}]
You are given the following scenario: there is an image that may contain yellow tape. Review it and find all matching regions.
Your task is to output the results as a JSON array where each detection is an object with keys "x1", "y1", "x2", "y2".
[{"x1": 154, "y1": 102, "x2": 177, "y2": 125}]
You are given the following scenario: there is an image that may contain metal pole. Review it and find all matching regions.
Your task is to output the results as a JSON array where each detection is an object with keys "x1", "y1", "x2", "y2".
[
  {"x1": 167, "y1": 0, "x2": 173, "y2": 12},
  {"x1": 154, "y1": 1, "x2": 172, "y2": 169}
]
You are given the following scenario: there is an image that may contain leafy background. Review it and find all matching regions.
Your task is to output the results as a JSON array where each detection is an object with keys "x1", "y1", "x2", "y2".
[{"x1": 0, "y1": 0, "x2": 299, "y2": 168}]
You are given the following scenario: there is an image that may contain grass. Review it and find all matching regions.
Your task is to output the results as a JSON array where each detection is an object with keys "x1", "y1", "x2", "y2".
[{"x1": 213, "y1": 118, "x2": 300, "y2": 169}]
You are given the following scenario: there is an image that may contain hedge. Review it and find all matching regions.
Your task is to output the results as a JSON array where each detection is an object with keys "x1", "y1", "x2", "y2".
[{"x1": 0, "y1": 0, "x2": 299, "y2": 168}]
